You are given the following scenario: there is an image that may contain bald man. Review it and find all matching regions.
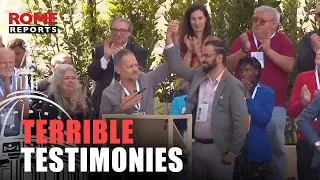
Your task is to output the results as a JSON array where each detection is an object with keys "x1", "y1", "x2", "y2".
[
  {"x1": 0, "y1": 48, "x2": 30, "y2": 135},
  {"x1": 297, "y1": 4, "x2": 320, "y2": 72}
]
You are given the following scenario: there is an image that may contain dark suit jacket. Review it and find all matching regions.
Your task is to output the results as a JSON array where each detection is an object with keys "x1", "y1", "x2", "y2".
[{"x1": 88, "y1": 41, "x2": 147, "y2": 118}]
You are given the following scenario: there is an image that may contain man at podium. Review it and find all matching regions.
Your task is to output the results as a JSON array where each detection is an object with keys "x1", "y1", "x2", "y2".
[
  {"x1": 99, "y1": 49, "x2": 170, "y2": 116},
  {"x1": 165, "y1": 20, "x2": 248, "y2": 180}
]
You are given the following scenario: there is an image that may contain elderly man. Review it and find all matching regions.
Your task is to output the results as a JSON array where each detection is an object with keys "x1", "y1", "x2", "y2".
[
  {"x1": 36, "y1": 52, "x2": 72, "y2": 93},
  {"x1": 0, "y1": 47, "x2": 30, "y2": 136},
  {"x1": 297, "y1": 4, "x2": 320, "y2": 72},
  {"x1": 227, "y1": 5, "x2": 296, "y2": 180},
  {"x1": 88, "y1": 17, "x2": 148, "y2": 119}
]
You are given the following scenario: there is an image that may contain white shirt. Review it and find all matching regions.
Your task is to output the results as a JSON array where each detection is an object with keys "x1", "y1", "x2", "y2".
[{"x1": 100, "y1": 42, "x2": 127, "y2": 85}]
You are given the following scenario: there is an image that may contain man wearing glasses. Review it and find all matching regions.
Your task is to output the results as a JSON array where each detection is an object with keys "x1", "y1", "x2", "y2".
[
  {"x1": 88, "y1": 17, "x2": 147, "y2": 119},
  {"x1": 227, "y1": 5, "x2": 296, "y2": 180},
  {"x1": 297, "y1": 4, "x2": 320, "y2": 72}
]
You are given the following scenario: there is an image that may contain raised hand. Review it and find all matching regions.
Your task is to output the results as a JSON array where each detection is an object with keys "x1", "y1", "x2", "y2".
[
  {"x1": 239, "y1": 32, "x2": 251, "y2": 53},
  {"x1": 119, "y1": 90, "x2": 143, "y2": 113},
  {"x1": 301, "y1": 85, "x2": 311, "y2": 107},
  {"x1": 261, "y1": 30, "x2": 272, "y2": 52},
  {"x1": 166, "y1": 20, "x2": 179, "y2": 44},
  {"x1": 184, "y1": 35, "x2": 193, "y2": 52},
  {"x1": 311, "y1": 33, "x2": 320, "y2": 52},
  {"x1": 192, "y1": 36, "x2": 201, "y2": 55}
]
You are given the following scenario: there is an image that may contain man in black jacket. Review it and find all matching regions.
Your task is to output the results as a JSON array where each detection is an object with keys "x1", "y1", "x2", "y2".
[
  {"x1": 297, "y1": 4, "x2": 320, "y2": 72},
  {"x1": 88, "y1": 17, "x2": 147, "y2": 118}
]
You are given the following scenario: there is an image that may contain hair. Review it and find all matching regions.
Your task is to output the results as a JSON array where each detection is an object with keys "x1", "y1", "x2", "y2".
[
  {"x1": 51, "y1": 52, "x2": 70, "y2": 65},
  {"x1": 238, "y1": 57, "x2": 262, "y2": 80},
  {"x1": 48, "y1": 64, "x2": 79, "y2": 95},
  {"x1": 254, "y1": 5, "x2": 281, "y2": 23},
  {"x1": 114, "y1": 49, "x2": 134, "y2": 65},
  {"x1": 111, "y1": 17, "x2": 133, "y2": 33},
  {"x1": 204, "y1": 39, "x2": 228, "y2": 65},
  {"x1": 7, "y1": 38, "x2": 27, "y2": 51},
  {"x1": 179, "y1": 2, "x2": 213, "y2": 53},
  {"x1": 0, "y1": 47, "x2": 15, "y2": 59}
]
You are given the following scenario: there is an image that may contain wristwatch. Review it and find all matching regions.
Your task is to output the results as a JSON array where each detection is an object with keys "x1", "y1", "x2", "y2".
[{"x1": 314, "y1": 141, "x2": 320, "y2": 147}]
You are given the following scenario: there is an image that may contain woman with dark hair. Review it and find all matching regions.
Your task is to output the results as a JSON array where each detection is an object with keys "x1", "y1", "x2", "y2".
[
  {"x1": 233, "y1": 57, "x2": 274, "y2": 180},
  {"x1": 173, "y1": 2, "x2": 220, "y2": 91}
]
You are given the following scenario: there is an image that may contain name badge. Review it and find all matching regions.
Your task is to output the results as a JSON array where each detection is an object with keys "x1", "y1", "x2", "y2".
[
  {"x1": 251, "y1": 52, "x2": 264, "y2": 68},
  {"x1": 196, "y1": 103, "x2": 209, "y2": 122},
  {"x1": 181, "y1": 107, "x2": 186, "y2": 114}
]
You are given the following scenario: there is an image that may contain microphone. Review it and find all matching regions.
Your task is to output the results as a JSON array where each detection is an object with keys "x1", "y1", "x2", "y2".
[{"x1": 112, "y1": 88, "x2": 146, "y2": 113}]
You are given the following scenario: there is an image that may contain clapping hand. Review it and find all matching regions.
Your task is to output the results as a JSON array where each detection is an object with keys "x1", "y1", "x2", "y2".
[
  {"x1": 301, "y1": 85, "x2": 311, "y2": 107},
  {"x1": 311, "y1": 33, "x2": 320, "y2": 52},
  {"x1": 119, "y1": 90, "x2": 143, "y2": 113},
  {"x1": 239, "y1": 32, "x2": 251, "y2": 53},
  {"x1": 103, "y1": 40, "x2": 123, "y2": 60}
]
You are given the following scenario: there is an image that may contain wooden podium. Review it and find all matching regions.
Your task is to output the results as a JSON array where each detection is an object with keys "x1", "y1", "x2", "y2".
[{"x1": 102, "y1": 114, "x2": 193, "y2": 179}]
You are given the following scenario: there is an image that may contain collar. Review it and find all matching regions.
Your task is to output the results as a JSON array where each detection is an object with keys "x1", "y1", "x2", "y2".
[{"x1": 208, "y1": 69, "x2": 225, "y2": 84}]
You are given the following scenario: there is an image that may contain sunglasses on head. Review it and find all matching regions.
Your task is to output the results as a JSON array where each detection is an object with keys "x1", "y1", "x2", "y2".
[{"x1": 252, "y1": 16, "x2": 273, "y2": 25}]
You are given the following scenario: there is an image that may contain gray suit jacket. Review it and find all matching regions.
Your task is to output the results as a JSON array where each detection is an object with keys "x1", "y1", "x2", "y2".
[
  {"x1": 297, "y1": 92, "x2": 320, "y2": 168},
  {"x1": 165, "y1": 45, "x2": 248, "y2": 156},
  {"x1": 99, "y1": 62, "x2": 170, "y2": 117}
]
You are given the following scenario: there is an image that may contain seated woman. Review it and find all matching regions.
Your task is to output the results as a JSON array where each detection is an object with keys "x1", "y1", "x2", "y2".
[
  {"x1": 41, "y1": 64, "x2": 89, "y2": 123},
  {"x1": 233, "y1": 57, "x2": 274, "y2": 180}
]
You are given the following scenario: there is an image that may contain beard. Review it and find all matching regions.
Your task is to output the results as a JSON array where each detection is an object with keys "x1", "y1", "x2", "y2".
[
  {"x1": 202, "y1": 58, "x2": 217, "y2": 74},
  {"x1": 0, "y1": 69, "x2": 14, "y2": 77}
]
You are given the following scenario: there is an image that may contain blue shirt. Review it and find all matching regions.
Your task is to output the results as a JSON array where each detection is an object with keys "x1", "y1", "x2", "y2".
[
  {"x1": 246, "y1": 83, "x2": 274, "y2": 162},
  {"x1": 170, "y1": 95, "x2": 187, "y2": 115}
]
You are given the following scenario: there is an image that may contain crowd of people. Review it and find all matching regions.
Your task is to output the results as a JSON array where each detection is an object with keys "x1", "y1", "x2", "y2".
[{"x1": 0, "y1": 2, "x2": 320, "y2": 180}]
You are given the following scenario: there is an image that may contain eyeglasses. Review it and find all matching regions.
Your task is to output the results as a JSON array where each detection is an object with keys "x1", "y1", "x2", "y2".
[
  {"x1": 110, "y1": 28, "x2": 129, "y2": 35},
  {"x1": 252, "y1": 16, "x2": 273, "y2": 25},
  {"x1": 201, "y1": 53, "x2": 217, "y2": 59}
]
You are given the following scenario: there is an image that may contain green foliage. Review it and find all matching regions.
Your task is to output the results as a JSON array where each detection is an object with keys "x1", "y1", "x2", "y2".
[
  {"x1": 22, "y1": 0, "x2": 109, "y2": 94},
  {"x1": 281, "y1": 0, "x2": 303, "y2": 101}
]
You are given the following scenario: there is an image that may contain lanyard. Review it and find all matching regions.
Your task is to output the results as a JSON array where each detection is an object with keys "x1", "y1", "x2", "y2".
[
  {"x1": 316, "y1": 67, "x2": 320, "y2": 90},
  {"x1": 120, "y1": 80, "x2": 141, "y2": 111},
  {"x1": 253, "y1": 32, "x2": 276, "y2": 51},
  {"x1": 251, "y1": 83, "x2": 260, "y2": 99},
  {"x1": 203, "y1": 80, "x2": 219, "y2": 104}
]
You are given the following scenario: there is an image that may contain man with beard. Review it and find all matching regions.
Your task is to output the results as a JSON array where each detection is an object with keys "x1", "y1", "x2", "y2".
[
  {"x1": 165, "y1": 20, "x2": 248, "y2": 180},
  {"x1": 99, "y1": 49, "x2": 169, "y2": 115},
  {"x1": 0, "y1": 47, "x2": 30, "y2": 136}
]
